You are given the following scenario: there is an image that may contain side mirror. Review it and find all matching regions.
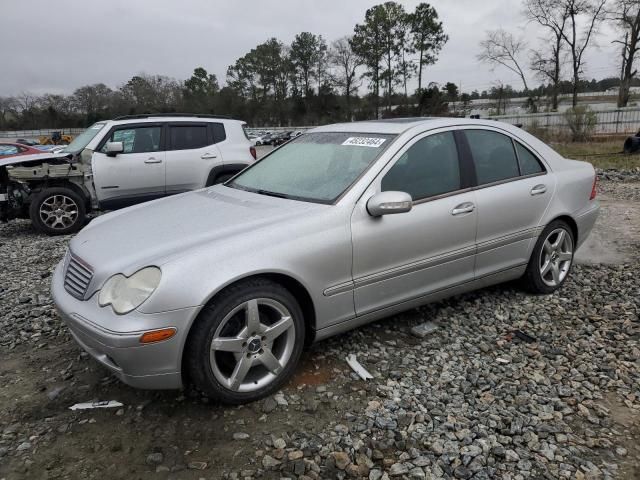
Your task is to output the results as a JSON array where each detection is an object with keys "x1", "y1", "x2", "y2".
[
  {"x1": 367, "y1": 191, "x2": 413, "y2": 217},
  {"x1": 105, "y1": 141, "x2": 124, "y2": 157}
]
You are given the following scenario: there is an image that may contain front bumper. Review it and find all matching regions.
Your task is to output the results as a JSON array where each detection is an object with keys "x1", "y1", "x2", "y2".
[{"x1": 51, "y1": 262, "x2": 200, "y2": 389}]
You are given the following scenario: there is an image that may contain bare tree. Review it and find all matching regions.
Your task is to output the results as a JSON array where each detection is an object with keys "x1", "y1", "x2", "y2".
[
  {"x1": 610, "y1": 0, "x2": 640, "y2": 106},
  {"x1": 478, "y1": 29, "x2": 530, "y2": 91},
  {"x1": 525, "y1": 0, "x2": 571, "y2": 110},
  {"x1": 0, "y1": 97, "x2": 17, "y2": 129},
  {"x1": 560, "y1": 0, "x2": 608, "y2": 107},
  {"x1": 329, "y1": 37, "x2": 361, "y2": 120}
]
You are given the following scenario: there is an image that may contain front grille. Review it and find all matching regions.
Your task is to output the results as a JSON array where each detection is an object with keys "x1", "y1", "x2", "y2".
[{"x1": 64, "y1": 253, "x2": 94, "y2": 300}]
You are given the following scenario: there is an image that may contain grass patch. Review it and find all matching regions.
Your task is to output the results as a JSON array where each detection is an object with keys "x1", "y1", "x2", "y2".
[{"x1": 551, "y1": 140, "x2": 640, "y2": 170}]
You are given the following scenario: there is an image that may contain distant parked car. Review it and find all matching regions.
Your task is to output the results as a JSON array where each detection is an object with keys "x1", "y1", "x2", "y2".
[
  {"x1": 16, "y1": 138, "x2": 38, "y2": 146},
  {"x1": 256, "y1": 133, "x2": 277, "y2": 146},
  {"x1": 52, "y1": 117, "x2": 598, "y2": 404},
  {"x1": 272, "y1": 131, "x2": 295, "y2": 146},
  {"x1": 0, "y1": 143, "x2": 45, "y2": 157}
]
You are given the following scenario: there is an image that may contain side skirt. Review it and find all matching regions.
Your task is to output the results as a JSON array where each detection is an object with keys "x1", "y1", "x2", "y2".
[{"x1": 313, "y1": 264, "x2": 526, "y2": 342}]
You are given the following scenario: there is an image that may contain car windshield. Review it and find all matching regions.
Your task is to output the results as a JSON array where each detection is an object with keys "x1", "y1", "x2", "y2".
[
  {"x1": 61, "y1": 122, "x2": 107, "y2": 153},
  {"x1": 229, "y1": 132, "x2": 395, "y2": 203}
]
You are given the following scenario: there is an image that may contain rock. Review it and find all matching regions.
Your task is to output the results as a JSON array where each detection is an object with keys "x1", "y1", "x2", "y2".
[
  {"x1": 410, "y1": 321, "x2": 438, "y2": 338},
  {"x1": 187, "y1": 461, "x2": 208, "y2": 470},
  {"x1": 16, "y1": 442, "x2": 31, "y2": 452},
  {"x1": 145, "y1": 452, "x2": 164, "y2": 465},
  {"x1": 504, "y1": 450, "x2": 520, "y2": 462},
  {"x1": 233, "y1": 432, "x2": 250, "y2": 440},
  {"x1": 331, "y1": 451, "x2": 350, "y2": 470},
  {"x1": 273, "y1": 437, "x2": 286, "y2": 449},
  {"x1": 262, "y1": 455, "x2": 281, "y2": 469},
  {"x1": 389, "y1": 463, "x2": 409, "y2": 476},
  {"x1": 262, "y1": 397, "x2": 278, "y2": 413}
]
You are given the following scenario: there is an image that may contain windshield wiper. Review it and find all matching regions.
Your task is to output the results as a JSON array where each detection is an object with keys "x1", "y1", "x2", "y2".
[{"x1": 256, "y1": 189, "x2": 292, "y2": 199}]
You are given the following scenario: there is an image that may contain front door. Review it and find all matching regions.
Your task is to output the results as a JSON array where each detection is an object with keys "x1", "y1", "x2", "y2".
[
  {"x1": 93, "y1": 123, "x2": 166, "y2": 209},
  {"x1": 350, "y1": 130, "x2": 477, "y2": 317}
]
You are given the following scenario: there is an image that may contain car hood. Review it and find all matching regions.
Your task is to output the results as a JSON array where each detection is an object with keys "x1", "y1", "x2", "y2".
[
  {"x1": 69, "y1": 186, "x2": 327, "y2": 275},
  {"x1": 0, "y1": 151, "x2": 71, "y2": 168}
]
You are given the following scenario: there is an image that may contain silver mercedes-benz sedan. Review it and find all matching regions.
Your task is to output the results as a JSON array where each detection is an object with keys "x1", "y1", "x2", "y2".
[{"x1": 52, "y1": 118, "x2": 599, "y2": 404}]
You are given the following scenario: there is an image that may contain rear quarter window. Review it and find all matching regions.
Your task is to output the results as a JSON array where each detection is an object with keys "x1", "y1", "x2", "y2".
[{"x1": 515, "y1": 142, "x2": 545, "y2": 175}]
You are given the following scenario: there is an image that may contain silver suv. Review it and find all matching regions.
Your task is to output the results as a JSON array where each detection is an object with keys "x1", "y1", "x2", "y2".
[{"x1": 3, "y1": 114, "x2": 255, "y2": 235}]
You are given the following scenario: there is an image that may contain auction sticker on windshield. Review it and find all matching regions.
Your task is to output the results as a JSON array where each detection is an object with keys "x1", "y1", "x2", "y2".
[{"x1": 342, "y1": 137, "x2": 387, "y2": 148}]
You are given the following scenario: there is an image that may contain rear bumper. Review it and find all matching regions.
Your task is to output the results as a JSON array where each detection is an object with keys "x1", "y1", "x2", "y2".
[
  {"x1": 52, "y1": 262, "x2": 199, "y2": 390},
  {"x1": 575, "y1": 201, "x2": 599, "y2": 249}
]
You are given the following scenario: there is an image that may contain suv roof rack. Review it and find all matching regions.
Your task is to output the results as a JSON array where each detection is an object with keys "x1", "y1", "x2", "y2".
[{"x1": 113, "y1": 113, "x2": 233, "y2": 121}]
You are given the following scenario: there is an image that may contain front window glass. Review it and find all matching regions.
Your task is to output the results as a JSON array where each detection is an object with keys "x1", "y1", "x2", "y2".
[
  {"x1": 229, "y1": 132, "x2": 395, "y2": 203},
  {"x1": 382, "y1": 132, "x2": 460, "y2": 201},
  {"x1": 61, "y1": 122, "x2": 106, "y2": 153},
  {"x1": 102, "y1": 126, "x2": 162, "y2": 154}
]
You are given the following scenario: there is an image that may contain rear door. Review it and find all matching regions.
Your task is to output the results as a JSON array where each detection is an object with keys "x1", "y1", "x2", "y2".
[
  {"x1": 463, "y1": 128, "x2": 552, "y2": 278},
  {"x1": 165, "y1": 122, "x2": 223, "y2": 193},
  {"x1": 92, "y1": 123, "x2": 166, "y2": 208}
]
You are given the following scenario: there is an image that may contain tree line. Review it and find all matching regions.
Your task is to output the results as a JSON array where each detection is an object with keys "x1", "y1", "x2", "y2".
[{"x1": 2, "y1": 0, "x2": 640, "y2": 130}]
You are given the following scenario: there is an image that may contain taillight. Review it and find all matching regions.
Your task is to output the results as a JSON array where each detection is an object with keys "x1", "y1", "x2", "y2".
[
  {"x1": 249, "y1": 146, "x2": 257, "y2": 160},
  {"x1": 589, "y1": 175, "x2": 597, "y2": 200}
]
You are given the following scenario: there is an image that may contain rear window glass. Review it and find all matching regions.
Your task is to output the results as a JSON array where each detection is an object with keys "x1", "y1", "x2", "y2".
[
  {"x1": 170, "y1": 125, "x2": 209, "y2": 150},
  {"x1": 515, "y1": 142, "x2": 545, "y2": 175}
]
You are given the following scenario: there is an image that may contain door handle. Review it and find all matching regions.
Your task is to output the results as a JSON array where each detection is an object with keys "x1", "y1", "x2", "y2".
[
  {"x1": 530, "y1": 184, "x2": 547, "y2": 195},
  {"x1": 144, "y1": 157, "x2": 162, "y2": 164},
  {"x1": 451, "y1": 202, "x2": 475, "y2": 216},
  {"x1": 201, "y1": 153, "x2": 217, "y2": 159}
]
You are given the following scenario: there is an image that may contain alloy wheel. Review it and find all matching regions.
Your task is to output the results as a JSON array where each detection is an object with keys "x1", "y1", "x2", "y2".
[
  {"x1": 39, "y1": 194, "x2": 79, "y2": 230},
  {"x1": 539, "y1": 228, "x2": 573, "y2": 287},
  {"x1": 209, "y1": 298, "x2": 296, "y2": 392}
]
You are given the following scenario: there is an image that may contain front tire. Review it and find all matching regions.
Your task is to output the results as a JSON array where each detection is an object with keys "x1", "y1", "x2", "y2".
[
  {"x1": 185, "y1": 279, "x2": 305, "y2": 404},
  {"x1": 29, "y1": 187, "x2": 86, "y2": 236},
  {"x1": 522, "y1": 220, "x2": 575, "y2": 294}
]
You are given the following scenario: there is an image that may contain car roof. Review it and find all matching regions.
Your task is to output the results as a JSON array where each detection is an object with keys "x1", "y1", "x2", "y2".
[
  {"x1": 106, "y1": 116, "x2": 245, "y2": 126},
  {"x1": 309, "y1": 117, "x2": 516, "y2": 135}
]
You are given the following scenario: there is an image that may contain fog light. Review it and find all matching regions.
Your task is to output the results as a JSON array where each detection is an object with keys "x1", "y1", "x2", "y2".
[{"x1": 140, "y1": 328, "x2": 176, "y2": 344}]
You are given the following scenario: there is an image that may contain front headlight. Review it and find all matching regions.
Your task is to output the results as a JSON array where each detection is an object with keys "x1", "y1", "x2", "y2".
[{"x1": 98, "y1": 267, "x2": 161, "y2": 315}]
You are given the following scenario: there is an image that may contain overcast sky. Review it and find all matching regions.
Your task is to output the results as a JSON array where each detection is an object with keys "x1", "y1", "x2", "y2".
[{"x1": 0, "y1": 0, "x2": 621, "y2": 97}]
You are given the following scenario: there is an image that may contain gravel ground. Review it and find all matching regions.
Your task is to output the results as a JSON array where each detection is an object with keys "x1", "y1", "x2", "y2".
[{"x1": 0, "y1": 178, "x2": 639, "y2": 480}]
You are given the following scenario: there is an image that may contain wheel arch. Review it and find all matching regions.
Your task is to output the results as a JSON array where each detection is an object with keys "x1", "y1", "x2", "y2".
[
  {"x1": 548, "y1": 214, "x2": 578, "y2": 245},
  {"x1": 28, "y1": 180, "x2": 91, "y2": 208},
  {"x1": 205, "y1": 163, "x2": 249, "y2": 186},
  {"x1": 179, "y1": 271, "x2": 317, "y2": 381}
]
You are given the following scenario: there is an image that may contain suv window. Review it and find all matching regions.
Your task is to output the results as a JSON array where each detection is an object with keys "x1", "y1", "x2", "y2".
[
  {"x1": 211, "y1": 123, "x2": 226, "y2": 143},
  {"x1": 170, "y1": 125, "x2": 209, "y2": 150},
  {"x1": 466, "y1": 130, "x2": 520, "y2": 185},
  {"x1": 103, "y1": 126, "x2": 162, "y2": 154},
  {"x1": 381, "y1": 132, "x2": 460, "y2": 201},
  {"x1": 515, "y1": 142, "x2": 545, "y2": 175}
]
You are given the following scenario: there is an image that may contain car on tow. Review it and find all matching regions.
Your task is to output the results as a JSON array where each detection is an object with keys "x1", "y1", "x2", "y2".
[{"x1": 52, "y1": 117, "x2": 599, "y2": 404}]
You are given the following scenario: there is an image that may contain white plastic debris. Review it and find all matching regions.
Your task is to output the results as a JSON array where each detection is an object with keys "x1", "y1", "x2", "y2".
[
  {"x1": 346, "y1": 354, "x2": 373, "y2": 380},
  {"x1": 69, "y1": 400, "x2": 123, "y2": 411},
  {"x1": 410, "y1": 321, "x2": 438, "y2": 338}
]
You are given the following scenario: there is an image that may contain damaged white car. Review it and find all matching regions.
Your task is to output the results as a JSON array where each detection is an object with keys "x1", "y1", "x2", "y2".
[{"x1": 0, "y1": 114, "x2": 256, "y2": 235}]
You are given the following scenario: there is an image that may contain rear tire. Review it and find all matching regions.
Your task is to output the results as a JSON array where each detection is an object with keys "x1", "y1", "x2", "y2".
[
  {"x1": 29, "y1": 187, "x2": 86, "y2": 236},
  {"x1": 522, "y1": 220, "x2": 575, "y2": 294},
  {"x1": 185, "y1": 279, "x2": 305, "y2": 404}
]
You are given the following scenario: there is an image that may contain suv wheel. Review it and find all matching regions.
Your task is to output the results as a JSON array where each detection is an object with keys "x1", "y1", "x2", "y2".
[
  {"x1": 29, "y1": 187, "x2": 86, "y2": 235},
  {"x1": 522, "y1": 220, "x2": 575, "y2": 294},
  {"x1": 186, "y1": 279, "x2": 305, "y2": 404}
]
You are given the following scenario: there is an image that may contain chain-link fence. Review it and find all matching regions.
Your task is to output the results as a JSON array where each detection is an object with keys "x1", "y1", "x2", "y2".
[{"x1": 0, "y1": 128, "x2": 85, "y2": 140}]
